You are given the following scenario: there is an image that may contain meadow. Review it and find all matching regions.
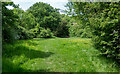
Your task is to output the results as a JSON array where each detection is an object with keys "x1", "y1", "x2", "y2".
[{"x1": 2, "y1": 38, "x2": 119, "y2": 72}]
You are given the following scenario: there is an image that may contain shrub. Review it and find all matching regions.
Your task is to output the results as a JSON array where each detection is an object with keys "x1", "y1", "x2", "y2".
[
  {"x1": 91, "y1": 18, "x2": 120, "y2": 60},
  {"x1": 55, "y1": 15, "x2": 70, "y2": 37},
  {"x1": 17, "y1": 25, "x2": 35, "y2": 40},
  {"x1": 2, "y1": 27, "x2": 17, "y2": 43},
  {"x1": 89, "y1": 3, "x2": 120, "y2": 62},
  {"x1": 37, "y1": 28, "x2": 53, "y2": 38},
  {"x1": 2, "y1": 2, "x2": 19, "y2": 43},
  {"x1": 68, "y1": 23, "x2": 92, "y2": 38}
]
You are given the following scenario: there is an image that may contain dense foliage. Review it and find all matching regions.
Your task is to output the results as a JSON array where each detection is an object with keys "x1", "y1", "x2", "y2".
[
  {"x1": 68, "y1": 18, "x2": 92, "y2": 38},
  {"x1": 2, "y1": 2, "x2": 64, "y2": 42},
  {"x1": 13, "y1": 8, "x2": 36, "y2": 39},
  {"x1": 66, "y1": 2, "x2": 120, "y2": 62},
  {"x1": 27, "y1": 2, "x2": 61, "y2": 33},
  {"x1": 37, "y1": 28, "x2": 53, "y2": 38},
  {"x1": 2, "y1": 2, "x2": 19, "y2": 43},
  {"x1": 55, "y1": 15, "x2": 70, "y2": 37},
  {"x1": 2, "y1": 1, "x2": 94, "y2": 43}
]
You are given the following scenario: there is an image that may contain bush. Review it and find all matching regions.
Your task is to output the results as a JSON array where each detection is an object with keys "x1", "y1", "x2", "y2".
[
  {"x1": 68, "y1": 23, "x2": 92, "y2": 38},
  {"x1": 2, "y1": 27, "x2": 17, "y2": 43},
  {"x1": 17, "y1": 25, "x2": 35, "y2": 40},
  {"x1": 37, "y1": 28, "x2": 53, "y2": 38},
  {"x1": 89, "y1": 3, "x2": 120, "y2": 62},
  {"x1": 55, "y1": 15, "x2": 70, "y2": 37},
  {"x1": 2, "y1": 2, "x2": 19, "y2": 43},
  {"x1": 91, "y1": 18, "x2": 120, "y2": 59}
]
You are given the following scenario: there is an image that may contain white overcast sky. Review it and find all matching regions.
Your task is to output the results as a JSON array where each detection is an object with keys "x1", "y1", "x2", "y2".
[{"x1": 10, "y1": 0, "x2": 68, "y2": 14}]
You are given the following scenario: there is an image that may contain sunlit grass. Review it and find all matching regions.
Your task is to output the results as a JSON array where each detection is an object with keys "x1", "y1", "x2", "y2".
[{"x1": 2, "y1": 38, "x2": 120, "y2": 72}]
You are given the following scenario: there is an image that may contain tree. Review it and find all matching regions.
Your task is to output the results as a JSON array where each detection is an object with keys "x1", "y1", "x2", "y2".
[
  {"x1": 2, "y1": 2, "x2": 19, "y2": 43},
  {"x1": 55, "y1": 15, "x2": 70, "y2": 37},
  {"x1": 27, "y1": 2, "x2": 61, "y2": 33},
  {"x1": 13, "y1": 8, "x2": 36, "y2": 39}
]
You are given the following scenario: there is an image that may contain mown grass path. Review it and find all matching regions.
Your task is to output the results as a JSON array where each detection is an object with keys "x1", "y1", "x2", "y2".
[{"x1": 2, "y1": 38, "x2": 120, "y2": 72}]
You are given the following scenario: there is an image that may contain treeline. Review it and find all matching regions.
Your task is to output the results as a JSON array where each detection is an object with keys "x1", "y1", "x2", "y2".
[
  {"x1": 2, "y1": 2, "x2": 60, "y2": 43},
  {"x1": 2, "y1": 2, "x2": 64, "y2": 43},
  {"x1": 66, "y1": 2, "x2": 120, "y2": 63},
  {"x1": 2, "y1": 2, "x2": 91, "y2": 44}
]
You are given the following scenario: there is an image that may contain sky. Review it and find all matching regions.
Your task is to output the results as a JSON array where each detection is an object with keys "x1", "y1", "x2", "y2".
[{"x1": 10, "y1": 0, "x2": 68, "y2": 14}]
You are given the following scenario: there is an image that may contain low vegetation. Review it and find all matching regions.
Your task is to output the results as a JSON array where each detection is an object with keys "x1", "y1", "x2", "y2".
[{"x1": 2, "y1": 38, "x2": 119, "y2": 72}]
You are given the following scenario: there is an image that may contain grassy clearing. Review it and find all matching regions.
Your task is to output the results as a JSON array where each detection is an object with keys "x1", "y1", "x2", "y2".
[{"x1": 2, "y1": 38, "x2": 120, "y2": 72}]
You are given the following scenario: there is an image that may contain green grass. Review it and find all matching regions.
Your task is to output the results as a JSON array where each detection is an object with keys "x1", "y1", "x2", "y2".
[{"x1": 2, "y1": 38, "x2": 120, "y2": 72}]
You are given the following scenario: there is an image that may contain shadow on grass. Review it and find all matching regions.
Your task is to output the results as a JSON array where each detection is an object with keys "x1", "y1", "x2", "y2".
[
  {"x1": 2, "y1": 44, "x2": 53, "y2": 72},
  {"x1": 3, "y1": 45, "x2": 54, "y2": 59},
  {"x1": 2, "y1": 58, "x2": 49, "y2": 72}
]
